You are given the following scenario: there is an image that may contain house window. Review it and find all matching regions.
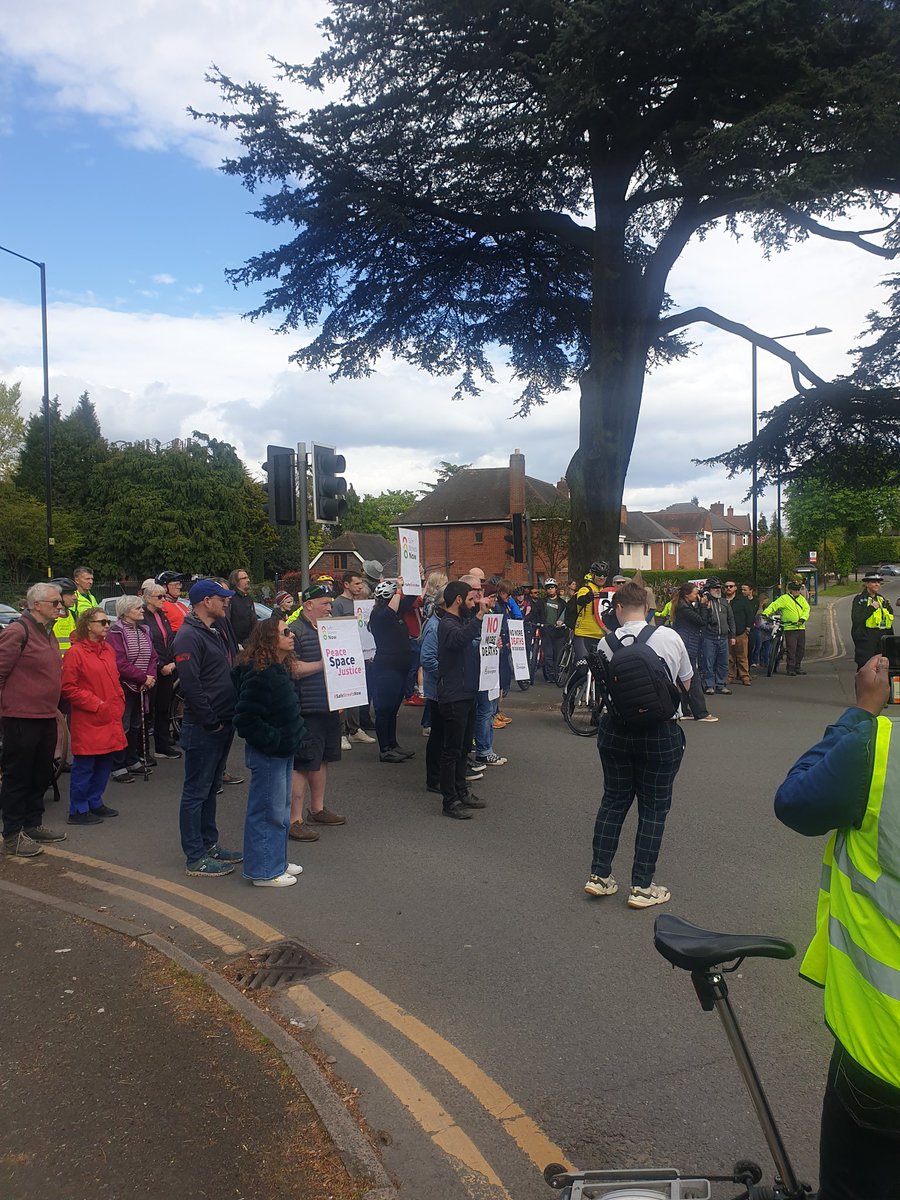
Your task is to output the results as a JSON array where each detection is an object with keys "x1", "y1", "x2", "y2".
[
  {"x1": 332, "y1": 553, "x2": 349, "y2": 570},
  {"x1": 624, "y1": 542, "x2": 633, "y2": 556},
  {"x1": 742, "y1": 534, "x2": 749, "y2": 546},
  {"x1": 473, "y1": 526, "x2": 483, "y2": 544},
  {"x1": 643, "y1": 544, "x2": 650, "y2": 556}
]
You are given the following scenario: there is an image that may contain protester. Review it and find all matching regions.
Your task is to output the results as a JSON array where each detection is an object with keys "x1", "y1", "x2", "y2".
[
  {"x1": 140, "y1": 579, "x2": 181, "y2": 760},
  {"x1": 850, "y1": 572, "x2": 894, "y2": 668},
  {"x1": 72, "y1": 566, "x2": 99, "y2": 618},
  {"x1": 330, "y1": 571, "x2": 375, "y2": 748},
  {"x1": 233, "y1": 616, "x2": 307, "y2": 888},
  {"x1": 573, "y1": 561, "x2": 609, "y2": 660},
  {"x1": 670, "y1": 583, "x2": 718, "y2": 722},
  {"x1": 369, "y1": 579, "x2": 417, "y2": 763},
  {"x1": 227, "y1": 568, "x2": 257, "y2": 646},
  {"x1": 585, "y1": 580, "x2": 692, "y2": 909},
  {"x1": 156, "y1": 570, "x2": 187, "y2": 633},
  {"x1": 60, "y1": 607, "x2": 126, "y2": 825},
  {"x1": 51, "y1": 577, "x2": 78, "y2": 655},
  {"x1": 539, "y1": 579, "x2": 567, "y2": 682},
  {"x1": 0, "y1": 582, "x2": 67, "y2": 856},
  {"x1": 700, "y1": 578, "x2": 735, "y2": 695},
  {"x1": 461, "y1": 573, "x2": 505, "y2": 768},
  {"x1": 208, "y1": 578, "x2": 245, "y2": 788},
  {"x1": 764, "y1": 580, "x2": 811, "y2": 676},
  {"x1": 419, "y1": 587, "x2": 446, "y2": 795},
  {"x1": 107, "y1": 596, "x2": 158, "y2": 783},
  {"x1": 774, "y1": 654, "x2": 900, "y2": 1198},
  {"x1": 289, "y1": 582, "x2": 346, "y2": 833},
  {"x1": 173, "y1": 579, "x2": 243, "y2": 877},
  {"x1": 745, "y1": 584, "x2": 763, "y2": 666},
  {"x1": 724, "y1": 579, "x2": 755, "y2": 686},
  {"x1": 274, "y1": 590, "x2": 295, "y2": 616}
]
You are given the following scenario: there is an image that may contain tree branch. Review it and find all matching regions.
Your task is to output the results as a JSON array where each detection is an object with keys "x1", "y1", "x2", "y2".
[
  {"x1": 398, "y1": 194, "x2": 595, "y2": 254},
  {"x1": 655, "y1": 307, "x2": 828, "y2": 389},
  {"x1": 772, "y1": 204, "x2": 899, "y2": 259}
]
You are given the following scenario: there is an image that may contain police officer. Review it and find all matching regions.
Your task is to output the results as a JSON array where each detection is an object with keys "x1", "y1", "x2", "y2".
[
  {"x1": 775, "y1": 654, "x2": 900, "y2": 1198},
  {"x1": 851, "y1": 571, "x2": 894, "y2": 669}
]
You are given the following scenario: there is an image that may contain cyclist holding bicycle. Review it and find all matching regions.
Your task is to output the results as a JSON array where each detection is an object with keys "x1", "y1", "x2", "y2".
[
  {"x1": 573, "y1": 560, "x2": 609, "y2": 661},
  {"x1": 775, "y1": 653, "x2": 900, "y2": 1199}
]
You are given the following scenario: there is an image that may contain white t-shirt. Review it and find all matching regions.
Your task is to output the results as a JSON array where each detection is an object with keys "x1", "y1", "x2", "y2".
[{"x1": 598, "y1": 619, "x2": 693, "y2": 695}]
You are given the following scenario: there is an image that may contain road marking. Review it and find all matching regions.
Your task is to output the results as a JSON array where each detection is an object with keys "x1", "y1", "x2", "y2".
[
  {"x1": 329, "y1": 970, "x2": 574, "y2": 1175},
  {"x1": 288, "y1": 983, "x2": 511, "y2": 1200},
  {"x1": 817, "y1": 602, "x2": 847, "y2": 662},
  {"x1": 44, "y1": 847, "x2": 283, "y2": 944},
  {"x1": 64, "y1": 871, "x2": 246, "y2": 956}
]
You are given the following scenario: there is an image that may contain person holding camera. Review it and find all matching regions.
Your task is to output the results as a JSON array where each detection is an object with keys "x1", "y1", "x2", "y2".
[{"x1": 700, "y1": 579, "x2": 735, "y2": 695}]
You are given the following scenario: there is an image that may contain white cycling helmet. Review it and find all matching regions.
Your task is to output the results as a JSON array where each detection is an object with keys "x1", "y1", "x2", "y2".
[
  {"x1": 544, "y1": 578, "x2": 558, "y2": 587},
  {"x1": 374, "y1": 579, "x2": 399, "y2": 600}
]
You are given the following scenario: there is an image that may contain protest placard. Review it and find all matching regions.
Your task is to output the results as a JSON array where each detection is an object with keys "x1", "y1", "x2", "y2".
[
  {"x1": 354, "y1": 599, "x2": 376, "y2": 660},
  {"x1": 317, "y1": 617, "x2": 369, "y2": 711},
  {"x1": 397, "y1": 527, "x2": 423, "y2": 593},
  {"x1": 479, "y1": 611, "x2": 502, "y2": 699},
  {"x1": 507, "y1": 618, "x2": 530, "y2": 681}
]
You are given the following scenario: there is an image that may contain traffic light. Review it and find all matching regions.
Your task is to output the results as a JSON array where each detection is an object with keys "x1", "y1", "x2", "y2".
[
  {"x1": 504, "y1": 512, "x2": 524, "y2": 562},
  {"x1": 311, "y1": 442, "x2": 348, "y2": 523},
  {"x1": 262, "y1": 445, "x2": 297, "y2": 526}
]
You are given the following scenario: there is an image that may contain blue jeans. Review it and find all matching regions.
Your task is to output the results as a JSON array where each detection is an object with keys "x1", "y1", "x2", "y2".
[
  {"x1": 474, "y1": 690, "x2": 497, "y2": 757},
  {"x1": 702, "y1": 637, "x2": 729, "y2": 690},
  {"x1": 373, "y1": 665, "x2": 407, "y2": 751},
  {"x1": 242, "y1": 746, "x2": 291, "y2": 881},
  {"x1": 69, "y1": 753, "x2": 114, "y2": 815},
  {"x1": 178, "y1": 721, "x2": 234, "y2": 865}
]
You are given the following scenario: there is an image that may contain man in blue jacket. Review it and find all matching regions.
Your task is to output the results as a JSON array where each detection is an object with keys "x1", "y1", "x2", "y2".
[
  {"x1": 173, "y1": 580, "x2": 243, "y2": 877},
  {"x1": 774, "y1": 654, "x2": 900, "y2": 1198}
]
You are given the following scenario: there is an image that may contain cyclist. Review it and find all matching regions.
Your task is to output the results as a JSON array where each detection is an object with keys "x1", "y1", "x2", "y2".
[
  {"x1": 155, "y1": 570, "x2": 187, "y2": 633},
  {"x1": 540, "y1": 579, "x2": 567, "y2": 682},
  {"x1": 775, "y1": 653, "x2": 900, "y2": 1198},
  {"x1": 573, "y1": 559, "x2": 609, "y2": 661},
  {"x1": 763, "y1": 579, "x2": 810, "y2": 676}
]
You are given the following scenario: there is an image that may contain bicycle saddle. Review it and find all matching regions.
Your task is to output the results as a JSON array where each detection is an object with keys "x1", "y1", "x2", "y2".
[{"x1": 654, "y1": 914, "x2": 795, "y2": 972}]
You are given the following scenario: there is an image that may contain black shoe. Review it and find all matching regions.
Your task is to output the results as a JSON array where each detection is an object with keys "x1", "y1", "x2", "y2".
[
  {"x1": 60, "y1": 762, "x2": 72, "y2": 774},
  {"x1": 794, "y1": 669, "x2": 807, "y2": 675},
  {"x1": 111, "y1": 772, "x2": 134, "y2": 785},
  {"x1": 459, "y1": 793, "x2": 487, "y2": 809},
  {"x1": 126, "y1": 762, "x2": 152, "y2": 775},
  {"x1": 390, "y1": 746, "x2": 415, "y2": 760},
  {"x1": 380, "y1": 750, "x2": 408, "y2": 763},
  {"x1": 221, "y1": 772, "x2": 245, "y2": 785},
  {"x1": 442, "y1": 802, "x2": 473, "y2": 820},
  {"x1": 68, "y1": 811, "x2": 104, "y2": 826},
  {"x1": 426, "y1": 785, "x2": 443, "y2": 795},
  {"x1": 92, "y1": 804, "x2": 119, "y2": 818},
  {"x1": 155, "y1": 747, "x2": 182, "y2": 760}
]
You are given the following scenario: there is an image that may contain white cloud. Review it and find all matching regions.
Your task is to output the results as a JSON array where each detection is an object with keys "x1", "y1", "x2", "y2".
[{"x1": 152, "y1": 273, "x2": 176, "y2": 285}]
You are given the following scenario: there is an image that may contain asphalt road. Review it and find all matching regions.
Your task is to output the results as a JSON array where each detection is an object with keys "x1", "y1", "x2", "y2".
[{"x1": 35, "y1": 596, "x2": 861, "y2": 1197}]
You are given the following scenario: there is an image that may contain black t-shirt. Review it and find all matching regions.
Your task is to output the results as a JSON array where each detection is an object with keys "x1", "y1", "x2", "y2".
[{"x1": 370, "y1": 604, "x2": 413, "y2": 671}]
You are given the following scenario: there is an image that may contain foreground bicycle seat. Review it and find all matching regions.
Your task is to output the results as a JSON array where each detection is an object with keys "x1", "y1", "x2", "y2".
[{"x1": 654, "y1": 914, "x2": 795, "y2": 972}]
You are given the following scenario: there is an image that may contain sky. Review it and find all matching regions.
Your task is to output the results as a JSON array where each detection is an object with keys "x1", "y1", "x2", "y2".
[{"x1": 0, "y1": 1, "x2": 892, "y2": 519}]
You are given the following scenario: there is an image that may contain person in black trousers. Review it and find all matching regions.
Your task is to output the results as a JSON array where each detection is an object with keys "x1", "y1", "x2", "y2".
[
  {"x1": 369, "y1": 580, "x2": 415, "y2": 763},
  {"x1": 140, "y1": 579, "x2": 181, "y2": 758}
]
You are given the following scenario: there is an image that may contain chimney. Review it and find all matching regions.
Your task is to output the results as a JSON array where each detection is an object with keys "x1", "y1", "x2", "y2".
[
  {"x1": 620, "y1": 505, "x2": 627, "y2": 526},
  {"x1": 509, "y1": 449, "x2": 526, "y2": 514},
  {"x1": 710, "y1": 501, "x2": 724, "y2": 516},
  {"x1": 727, "y1": 505, "x2": 734, "y2": 518},
  {"x1": 556, "y1": 478, "x2": 569, "y2": 499}
]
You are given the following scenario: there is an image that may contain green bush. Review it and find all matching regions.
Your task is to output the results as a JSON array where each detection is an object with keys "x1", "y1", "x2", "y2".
[{"x1": 854, "y1": 535, "x2": 900, "y2": 566}]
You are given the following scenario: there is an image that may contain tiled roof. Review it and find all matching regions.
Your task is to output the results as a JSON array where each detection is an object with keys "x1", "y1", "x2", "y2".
[
  {"x1": 621, "y1": 511, "x2": 683, "y2": 543},
  {"x1": 647, "y1": 509, "x2": 711, "y2": 535},
  {"x1": 394, "y1": 468, "x2": 561, "y2": 525},
  {"x1": 314, "y1": 531, "x2": 398, "y2": 576}
]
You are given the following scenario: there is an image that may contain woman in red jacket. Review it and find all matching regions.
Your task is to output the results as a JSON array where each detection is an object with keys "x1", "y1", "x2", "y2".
[{"x1": 61, "y1": 607, "x2": 128, "y2": 825}]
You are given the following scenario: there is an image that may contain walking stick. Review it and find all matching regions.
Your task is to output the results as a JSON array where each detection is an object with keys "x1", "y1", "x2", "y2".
[{"x1": 141, "y1": 695, "x2": 151, "y2": 783}]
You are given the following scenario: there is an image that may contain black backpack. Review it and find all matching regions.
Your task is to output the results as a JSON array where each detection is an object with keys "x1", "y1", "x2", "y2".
[{"x1": 590, "y1": 625, "x2": 681, "y2": 729}]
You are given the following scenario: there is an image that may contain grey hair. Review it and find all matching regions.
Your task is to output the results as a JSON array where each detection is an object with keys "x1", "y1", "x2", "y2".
[
  {"x1": 140, "y1": 578, "x2": 157, "y2": 597},
  {"x1": 115, "y1": 594, "x2": 143, "y2": 618},
  {"x1": 459, "y1": 573, "x2": 481, "y2": 587},
  {"x1": 26, "y1": 582, "x2": 62, "y2": 608}
]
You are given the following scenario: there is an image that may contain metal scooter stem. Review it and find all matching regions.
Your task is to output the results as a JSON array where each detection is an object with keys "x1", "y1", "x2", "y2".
[{"x1": 704, "y1": 972, "x2": 803, "y2": 1198}]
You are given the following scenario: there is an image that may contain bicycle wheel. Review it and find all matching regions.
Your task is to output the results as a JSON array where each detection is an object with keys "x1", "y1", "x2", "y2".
[
  {"x1": 555, "y1": 639, "x2": 573, "y2": 688},
  {"x1": 562, "y1": 674, "x2": 602, "y2": 736},
  {"x1": 170, "y1": 679, "x2": 184, "y2": 741},
  {"x1": 767, "y1": 633, "x2": 784, "y2": 677}
]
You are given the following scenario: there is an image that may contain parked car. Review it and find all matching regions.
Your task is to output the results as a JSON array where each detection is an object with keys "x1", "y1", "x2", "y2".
[
  {"x1": 878, "y1": 564, "x2": 900, "y2": 576},
  {"x1": 0, "y1": 602, "x2": 21, "y2": 626}
]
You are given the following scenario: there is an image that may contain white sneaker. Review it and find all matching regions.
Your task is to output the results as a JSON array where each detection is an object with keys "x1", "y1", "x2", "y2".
[
  {"x1": 584, "y1": 874, "x2": 618, "y2": 897},
  {"x1": 285, "y1": 863, "x2": 304, "y2": 876},
  {"x1": 252, "y1": 872, "x2": 297, "y2": 888},
  {"x1": 421, "y1": 726, "x2": 431, "y2": 737},
  {"x1": 350, "y1": 729, "x2": 376, "y2": 744},
  {"x1": 627, "y1": 883, "x2": 671, "y2": 909},
  {"x1": 696, "y1": 715, "x2": 719, "y2": 723},
  {"x1": 341, "y1": 735, "x2": 352, "y2": 751}
]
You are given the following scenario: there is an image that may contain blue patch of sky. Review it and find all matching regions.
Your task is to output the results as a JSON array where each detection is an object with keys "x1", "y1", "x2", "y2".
[{"x1": 0, "y1": 74, "x2": 277, "y2": 317}]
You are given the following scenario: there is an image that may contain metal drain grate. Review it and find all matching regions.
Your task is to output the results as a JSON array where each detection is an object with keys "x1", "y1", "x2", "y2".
[{"x1": 235, "y1": 940, "x2": 331, "y2": 990}]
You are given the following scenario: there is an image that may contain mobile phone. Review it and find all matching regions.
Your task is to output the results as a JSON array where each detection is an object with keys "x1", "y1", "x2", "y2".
[{"x1": 882, "y1": 636, "x2": 900, "y2": 704}]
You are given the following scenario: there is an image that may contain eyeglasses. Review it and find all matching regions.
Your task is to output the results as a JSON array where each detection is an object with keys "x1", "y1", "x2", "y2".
[
  {"x1": 91, "y1": 618, "x2": 111, "y2": 626},
  {"x1": 280, "y1": 630, "x2": 294, "y2": 638}
]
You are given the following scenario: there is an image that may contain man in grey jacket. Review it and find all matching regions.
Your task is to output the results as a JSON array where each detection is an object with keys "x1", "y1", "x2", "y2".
[{"x1": 701, "y1": 578, "x2": 736, "y2": 695}]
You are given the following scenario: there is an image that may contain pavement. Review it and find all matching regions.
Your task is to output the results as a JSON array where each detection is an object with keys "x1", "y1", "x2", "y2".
[{"x1": 0, "y1": 591, "x2": 861, "y2": 1200}]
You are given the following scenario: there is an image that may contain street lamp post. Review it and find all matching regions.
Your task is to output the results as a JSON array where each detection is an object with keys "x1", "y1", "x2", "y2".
[
  {"x1": 0, "y1": 243, "x2": 54, "y2": 578},
  {"x1": 750, "y1": 326, "x2": 830, "y2": 590}
]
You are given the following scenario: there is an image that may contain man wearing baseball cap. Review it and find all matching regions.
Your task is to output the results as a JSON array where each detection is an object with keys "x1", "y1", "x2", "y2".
[
  {"x1": 851, "y1": 572, "x2": 894, "y2": 669},
  {"x1": 172, "y1": 580, "x2": 243, "y2": 877},
  {"x1": 763, "y1": 580, "x2": 811, "y2": 676}
]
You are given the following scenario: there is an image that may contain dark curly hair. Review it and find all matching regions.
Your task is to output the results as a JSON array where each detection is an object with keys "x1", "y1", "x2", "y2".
[{"x1": 235, "y1": 614, "x2": 294, "y2": 672}]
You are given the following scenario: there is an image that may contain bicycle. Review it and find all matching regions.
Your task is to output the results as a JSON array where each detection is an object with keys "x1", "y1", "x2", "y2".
[
  {"x1": 543, "y1": 913, "x2": 810, "y2": 1199},
  {"x1": 561, "y1": 654, "x2": 605, "y2": 736},
  {"x1": 555, "y1": 630, "x2": 576, "y2": 689},
  {"x1": 517, "y1": 624, "x2": 544, "y2": 690},
  {"x1": 767, "y1": 615, "x2": 786, "y2": 677}
]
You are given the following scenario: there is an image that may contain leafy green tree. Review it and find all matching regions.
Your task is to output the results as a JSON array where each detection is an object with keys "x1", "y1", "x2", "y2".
[
  {"x1": 197, "y1": 0, "x2": 900, "y2": 575},
  {"x1": 15, "y1": 395, "x2": 62, "y2": 504},
  {"x1": 530, "y1": 494, "x2": 571, "y2": 579},
  {"x1": 0, "y1": 482, "x2": 80, "y2": 587},
  {"x1": 724, "y1": 536, "x2": 796, "y2": 593},
  {"x1": 341, "y1": 488, "x2": 418, "y2": 539},
  {"x1": 757, "y1": 514, "x2": 768, "y2": 537},
  {"x1": 0, "y1": 382, "x2": 26, "y2": 480}
]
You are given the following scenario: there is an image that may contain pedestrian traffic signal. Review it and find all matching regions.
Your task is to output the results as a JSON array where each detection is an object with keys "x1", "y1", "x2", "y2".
[
  {"x1": 262, "y1": 445, "x2": 297, "y2": 526},
  {"x1": 504, "y1": 512, "x2": 524, "y2": 562},
  {"x1": 311, "y1": 443, "x2": 348, "y2": 523}
]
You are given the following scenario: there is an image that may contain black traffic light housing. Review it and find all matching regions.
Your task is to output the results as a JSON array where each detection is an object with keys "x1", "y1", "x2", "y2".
[
  {"x1": 262, "y1": 444, "x2": 297, "y2": 526},
  {"x1": 311, "y1": 443, "x2": 348, "y2": 523},
  {"x1": 504, "y1": 512, "x2": 524, "y2": 562}
]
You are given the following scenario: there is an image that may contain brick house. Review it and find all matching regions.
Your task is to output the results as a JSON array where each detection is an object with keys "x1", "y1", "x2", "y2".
[
  {"x1": 708, "y1": 501, "x2": 752, "y2": 565},
  {"x1": 646, "y1": 504, "x2": 714, "y2": 571},
  {"x1": 393, "y1": 451, "x2": 564, "y2": 580},
  {"x1": 619, "y1": 507, "x2": 683, "y2": 571},
  {"x1": 309, "y1": 532, "x2": 398, "y2": 581}
]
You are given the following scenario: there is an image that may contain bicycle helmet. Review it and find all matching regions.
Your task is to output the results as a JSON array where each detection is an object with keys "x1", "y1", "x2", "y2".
[
  {"x1": 156, "y1": 570, "x2": 184, "y2": 586},
  {"x1": 544, "y1": 578, "x2": 558, "y2": 587},
  {"x1": 706, "y1": 577, "x2": 722, "y2": 589},
  {"x1": 589, "y1": 560, "x2": 609, "y2": 578},
  {"x1": 374, "y1": 579, "x2": 399, "y2": 600},
  {"x1": 50, "y1": 577, "x2": 76, "y2": 594}
]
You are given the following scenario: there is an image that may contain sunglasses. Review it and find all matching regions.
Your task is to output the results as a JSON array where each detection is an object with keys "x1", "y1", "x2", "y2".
[
  {"x1": 91, "y1": 618, "x2": 111, "y2": 626},
  {"x1": 279, "y1": 629, "x2": 294, "y2": 637}
]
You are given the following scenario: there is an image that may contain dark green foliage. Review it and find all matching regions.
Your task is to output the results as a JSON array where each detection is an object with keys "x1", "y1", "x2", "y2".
[
  {"x1": 340, "y1": 487, "x2": 418, "y2": 538},
  {"x1": 856, "y1": 535, "x2": 900, "y2": 564},
  {"x1": 724, "y1": 538, "x2": 797, "y2": 593}
]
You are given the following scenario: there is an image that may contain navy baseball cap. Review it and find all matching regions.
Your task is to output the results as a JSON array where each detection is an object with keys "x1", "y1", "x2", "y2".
[{"x1": 189, "y1": 580, "x2": 234, "y2": 605}]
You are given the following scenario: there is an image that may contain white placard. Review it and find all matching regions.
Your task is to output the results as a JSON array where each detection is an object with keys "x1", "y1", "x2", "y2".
[
  {"x1": 397, "y1": 527, "x2": 423, "y2": 594},
  {"x1": 317, "y1": 617, "x2": 369, "y2": 711},
  {"x1": 479, "y1": 611, "x2": 502, "y2": 699},
  {"x1": 354, "y1": 599, "x2": 376, "y2": 660},
  {"x1": 507, "y1": 619, "x2": 530, "y2": 681}
]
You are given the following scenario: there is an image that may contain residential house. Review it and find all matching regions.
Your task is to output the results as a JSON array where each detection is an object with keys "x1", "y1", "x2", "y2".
[
  {"x1": 708, "y1": 502, "x2": 752, "y2": 565},
  {"x1": 619, "y1": 507, "x2": 683, "y2": 571},
  {"x1": 309, "y1": 532, "x2": 398, "y2": 581},
  {"x1": 646, "y1": 504, "x2": 714, "y2": 571}
]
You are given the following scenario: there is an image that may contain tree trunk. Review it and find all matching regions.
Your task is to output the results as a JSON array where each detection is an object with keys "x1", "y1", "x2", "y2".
[{"x1": 566, "y1": 349, "x2": 648, "y2": 580}]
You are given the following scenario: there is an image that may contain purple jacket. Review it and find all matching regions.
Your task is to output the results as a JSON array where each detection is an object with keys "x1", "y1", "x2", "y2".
[{"x1": 107, "y1": 620, "x2": 158, "y2": 691}]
